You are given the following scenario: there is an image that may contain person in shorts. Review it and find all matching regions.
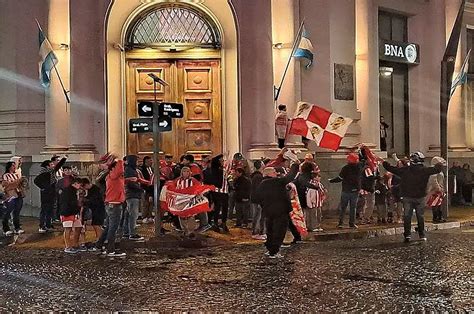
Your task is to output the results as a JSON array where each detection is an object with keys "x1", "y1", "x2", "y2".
[{"x1": 59, "y1": 177, "x2": 83, "y2": 254}]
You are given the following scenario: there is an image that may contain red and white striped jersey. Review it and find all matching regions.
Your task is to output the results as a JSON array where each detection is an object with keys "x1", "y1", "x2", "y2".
[
  {"x1": 215, "y1": 161, "x2": 230, "y2": 194},
  {"x1": 175, "y1": 177, "x2": 199, "y2": 190},
  {"x1": 2, "y1": 172, "x2": 20, "y2": 183},
  {"x1": 306, "y1": 181, "x2": 326, "y2": 208}
]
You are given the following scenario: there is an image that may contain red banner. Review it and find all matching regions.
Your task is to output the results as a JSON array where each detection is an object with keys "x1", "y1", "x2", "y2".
[
  {"x1": 160, "y1": 184, "x2": 215, "y2": 218},
  {"x1": 287, "y1": 183, "x2": 308, "y2": 237}
]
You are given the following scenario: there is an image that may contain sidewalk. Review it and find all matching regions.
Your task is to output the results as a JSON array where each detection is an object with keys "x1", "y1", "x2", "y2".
[{"x1": 1, "y1": 206, "x2": 473, "y2": 250}]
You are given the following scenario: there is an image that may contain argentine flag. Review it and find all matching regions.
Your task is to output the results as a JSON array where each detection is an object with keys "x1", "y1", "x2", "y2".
[
  {"x1": 450, "y1": 49, "x2": 470, "y2": 97},
  {"x1": 37, "y1": 21, "x2": 58, "y2": 88},
  {"x1": 293, "y1": 25, "x2": 314, "y2": 68}
]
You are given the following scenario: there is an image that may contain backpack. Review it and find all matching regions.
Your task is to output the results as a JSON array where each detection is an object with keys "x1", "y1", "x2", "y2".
[{"x1": 34, "y1": 172, "x2": 51, "y2": 190}]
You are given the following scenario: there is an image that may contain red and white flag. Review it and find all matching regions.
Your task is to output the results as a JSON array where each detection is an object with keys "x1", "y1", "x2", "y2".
[
  {"x1": 160, "y1": 183, "x2": 215, "y2": 218},
  {"x1": 288, "y1": 102, "x2": 353, "y2": 151}
]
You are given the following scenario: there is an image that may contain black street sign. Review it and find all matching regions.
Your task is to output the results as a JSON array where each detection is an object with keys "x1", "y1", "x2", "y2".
[
  {"x1": 129, "y1": 117, "x2": 172, "y2": 133},
  {"x1": 137, "y1": 101, "x2": 153, "y2": 117},
  {"x1": 159, "y1": 102, "x2": 184, "y2": 118},
  {"x1": 129, "y1": 118, "x2": 152, "y2": 133},
  {"x1": 157, "y1": 116, "x2": 172, "y2": 132}
]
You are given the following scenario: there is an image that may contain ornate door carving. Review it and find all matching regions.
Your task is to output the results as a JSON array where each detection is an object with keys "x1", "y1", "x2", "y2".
[{"x1": 126, "y1": 59, "x2": 222, "y2": 159}]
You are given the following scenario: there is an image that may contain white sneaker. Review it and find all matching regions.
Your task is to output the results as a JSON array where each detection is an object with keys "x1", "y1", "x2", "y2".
[
  {"x1": 14, "y1": 229, "x2": 25, "y2": 234},
  {"x1": 142, "y1": 218, "x2": 149, "y2": 224},
  {"x1": 316, "y1": 228, "x2": 324, "y2": 232},
  {"x1": 107, "y1": 251, "x2": 126, "y2": 257},
  {"x1": 5, "y1": 231, "x2": 14, "y2": 236},
  {"x1": 420, "y1": 237, "x2": 427, "y2": 241},
  {"x1": 38, "y1": 228, "x2": 47, "y2": 234},
  {"x1": 268, "y1": 253, "x2": 284, "y2": 259}
]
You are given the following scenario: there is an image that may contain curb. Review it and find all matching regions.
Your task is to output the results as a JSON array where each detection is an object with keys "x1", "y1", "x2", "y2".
[{"x1": 308, "y1": 220, "x2": 473, "y2": 242}]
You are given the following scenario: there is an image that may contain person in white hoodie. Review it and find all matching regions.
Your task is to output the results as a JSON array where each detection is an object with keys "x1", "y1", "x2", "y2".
[{"x1": 426, "y1": 156, "x2": 447, "y2": 223}]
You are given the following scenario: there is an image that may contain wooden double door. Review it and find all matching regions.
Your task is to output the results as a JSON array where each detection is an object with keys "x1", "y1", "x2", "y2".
[{"x1": 126, "y1": 59, "x2": 222, "y2": 160}]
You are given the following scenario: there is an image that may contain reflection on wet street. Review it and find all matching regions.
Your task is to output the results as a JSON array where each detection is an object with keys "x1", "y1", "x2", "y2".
[{"x1": 0, "y1": 228, "x2": 472, "y2": 311}]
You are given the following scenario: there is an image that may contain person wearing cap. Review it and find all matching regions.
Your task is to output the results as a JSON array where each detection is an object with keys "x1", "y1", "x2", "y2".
[
  {"x1": 382, "y1": 151, "x2": 443, "y2": 242},
  {"x1": 95, "y1": 153, "x2": 127, "y2": 257},
  {"x1": 329, "y1": 153, "x2": 363, "y2": 229}
]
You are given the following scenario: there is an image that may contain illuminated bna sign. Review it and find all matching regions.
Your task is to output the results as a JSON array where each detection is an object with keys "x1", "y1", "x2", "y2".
[{"x1": 379, "y1": 40, "x2": 420, "y2": 64}]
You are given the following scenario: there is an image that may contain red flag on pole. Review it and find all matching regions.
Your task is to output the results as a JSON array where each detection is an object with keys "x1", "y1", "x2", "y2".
[{"x1": 288, "y1": 102, "x2": 353, "y2": 151}]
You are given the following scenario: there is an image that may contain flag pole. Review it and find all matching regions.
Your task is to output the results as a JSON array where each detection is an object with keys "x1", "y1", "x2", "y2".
[
  {"x1": 274, "y1": 20, "x2": 305, "y2": 102},
  {"x1": 35, "y1": 19, "x2": 70, "y2": 106},
  {"x1": 52, "y1": 64, "x2": 70, "y2": 105}
]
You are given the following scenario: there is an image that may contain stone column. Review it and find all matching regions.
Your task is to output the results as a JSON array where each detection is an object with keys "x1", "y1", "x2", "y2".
[
  {"x1": 446, "y1": 0, "x2": 469, "y2": 152},
  {"x1": 42, "y1": 0, "x2": 70, "y2": 154},
  {"x1": 68, "y1": 0, "x2": 110, "y2": 160},
  {"x1": 355, "y1": 0, "x2": 379, "y2": 149},
  {"x1": 229, "y1": 0, "x2": 277, "y2": 158}
]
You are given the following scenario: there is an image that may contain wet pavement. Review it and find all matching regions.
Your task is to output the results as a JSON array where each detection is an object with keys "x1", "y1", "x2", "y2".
[{"x1": 0, "y1": 228, "x2": 473, "y2": 312}]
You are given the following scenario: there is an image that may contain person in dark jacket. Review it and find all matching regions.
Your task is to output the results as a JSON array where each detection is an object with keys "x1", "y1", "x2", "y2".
[
  {"x1": 138, "y1": 156, "x2": 154, "y2": 224},
  {"x1": 374, "y1": 176, "x2": 388, "y2": 223},
  {"x1": 124, "y1": 155, "x2": 144, "y2": 241},
  {"x1": 59, "y1": 177, "x2": 83, "y2": 254},
  {"x1": 254, "y1": 162, "x2": 299, "y2": 258},
  {"x1": 82, "y1": 178, "x2": 105, "y2": 241},
  {"x1": 250, "y1": 160, "x2": 265, "y2": 239},
  {"x1": 34, "y1": 157, "x2": 67, "y2": 233},
  {"x1": 233, "y1": 168, "x2": 251, "y2": 227},
  {"x1": 203, "y1": 154, "x2": 229, "y2": 232},
  {"x1": 382, "y1": 151, "x2": 443, "y2": 242},
  {"x1": 329, "y1": 153, "x2": 363, "y2": 228}
]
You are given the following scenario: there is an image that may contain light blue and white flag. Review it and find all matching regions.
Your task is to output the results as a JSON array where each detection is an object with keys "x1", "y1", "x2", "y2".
[
  {"x1": 36, "y1": 20, "x2": 58, "y2": 88},
  {"x1": 450, "y1": 49, "x2": 470, "y2": 97},
  {"x1": 293, "y1": 24, "x2": 314, "y2": 68}
]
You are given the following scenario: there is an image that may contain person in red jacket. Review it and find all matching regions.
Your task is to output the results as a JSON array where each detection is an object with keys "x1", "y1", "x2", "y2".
[{"x1": 95, "y1": 153, "x2": 126, "y2": 257}]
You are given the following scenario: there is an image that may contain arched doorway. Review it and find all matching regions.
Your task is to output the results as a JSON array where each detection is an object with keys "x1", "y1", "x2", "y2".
[
  {"x1": 105, "y1": 0, "x2": 239, "y2": 159},
  {"x1": 125, "y1": 4, "x2": 222, "y2": 159}
]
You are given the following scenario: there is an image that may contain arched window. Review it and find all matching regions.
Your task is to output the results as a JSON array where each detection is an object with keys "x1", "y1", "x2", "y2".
[{"x1": 126, "y1": 4, "x2": 221, "y2": 50}]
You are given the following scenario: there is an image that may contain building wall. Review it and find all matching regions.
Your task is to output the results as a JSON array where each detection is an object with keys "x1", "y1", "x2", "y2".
[{"x1": 0, "y1": 0, "x2": 48, "y2": 162}]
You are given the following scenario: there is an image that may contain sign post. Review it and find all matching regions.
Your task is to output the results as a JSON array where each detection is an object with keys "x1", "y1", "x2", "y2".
[{"x1": 148, "y1": 73, "x2": 170, "y2": 237}]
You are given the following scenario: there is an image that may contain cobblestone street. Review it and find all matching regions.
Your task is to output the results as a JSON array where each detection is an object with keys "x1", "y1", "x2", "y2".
[{"x1": 0, "y1": 228, "x2": 472, "y2": 311}]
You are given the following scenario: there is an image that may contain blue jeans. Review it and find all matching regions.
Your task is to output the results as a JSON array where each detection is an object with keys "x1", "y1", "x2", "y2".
[
  {"x1": 402, "y1": 197, "x2": 425, "y2": 238},
  {"x1": 2, "y1": 198, "x2": 22, "y2": 232},
  {"x1": 97, "y1": 203, "x2": 123, "y2": 253},
  {"x1": 124, "y1": 198, "x2": 140, "y2": 237},
  {"x1": 339, "y1": 191, "x2": 358, "y2": 226}
]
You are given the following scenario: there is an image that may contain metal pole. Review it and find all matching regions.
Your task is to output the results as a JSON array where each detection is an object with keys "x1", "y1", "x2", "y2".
[
  {"x1": 274, "y1": 20, "x2": 305, "y2": 102},
  {"x1": 153, "y1": 81, "x2": 162, "y2": 237},
  {"x1": 440, "y1": 61, "x2": 449, "y2": 218}
]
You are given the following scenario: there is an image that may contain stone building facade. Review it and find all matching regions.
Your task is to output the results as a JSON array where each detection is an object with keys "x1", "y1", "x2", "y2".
[{"x1": 1, "y1": 0, "x2": 473, "y2": 213}]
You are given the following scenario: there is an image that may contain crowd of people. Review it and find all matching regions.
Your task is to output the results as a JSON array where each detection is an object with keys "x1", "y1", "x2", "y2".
[{"x1": 0, "y1": 146, "x2": 472, "y2": 258}]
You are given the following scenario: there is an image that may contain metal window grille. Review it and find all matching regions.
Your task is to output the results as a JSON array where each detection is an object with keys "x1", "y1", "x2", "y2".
[{"x1": 126, "y1": 4, "x2": 221, "y2": 49}]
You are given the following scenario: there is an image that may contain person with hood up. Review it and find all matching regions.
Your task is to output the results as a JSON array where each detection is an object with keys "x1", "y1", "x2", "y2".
[
  {"x1": 426, "y1": 156, "x2": 447, "y2": 223},
  {"x1": 203, "y1": 154, "x2": 229, "y2": 232},
  {"x1": 275, "y1": 104, "x2": 289, "y2": 149},
  {"x1": 329, "y1": 153, "x2": 363, "y2": 229},
  {"x1": 34, "y1": 156, "x2": 67, "y2": 233},
  {"x1": 382, "y1": 151, "x2": 443, "y2": 242},
  {"x1": 123, "y1": 155, "x2": 145, "y2": 241},
  {"x1": 253, "y1": 161, "x2": 299, "y2": 258}
]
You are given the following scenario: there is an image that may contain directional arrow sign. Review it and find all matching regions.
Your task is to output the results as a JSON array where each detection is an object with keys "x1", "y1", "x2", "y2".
[
  {"x1": 138, "y1": 101, "x2": 154, "y2": 117},
  {"x1": 158, "y1": 116, "x2": 172, "y2": 132},
  {"x1": 159, "y1": 102, "x2": 184, "y2": 118},
  {"x1": 129, "y1": 117, "x2": 172, "y2": 133}
]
